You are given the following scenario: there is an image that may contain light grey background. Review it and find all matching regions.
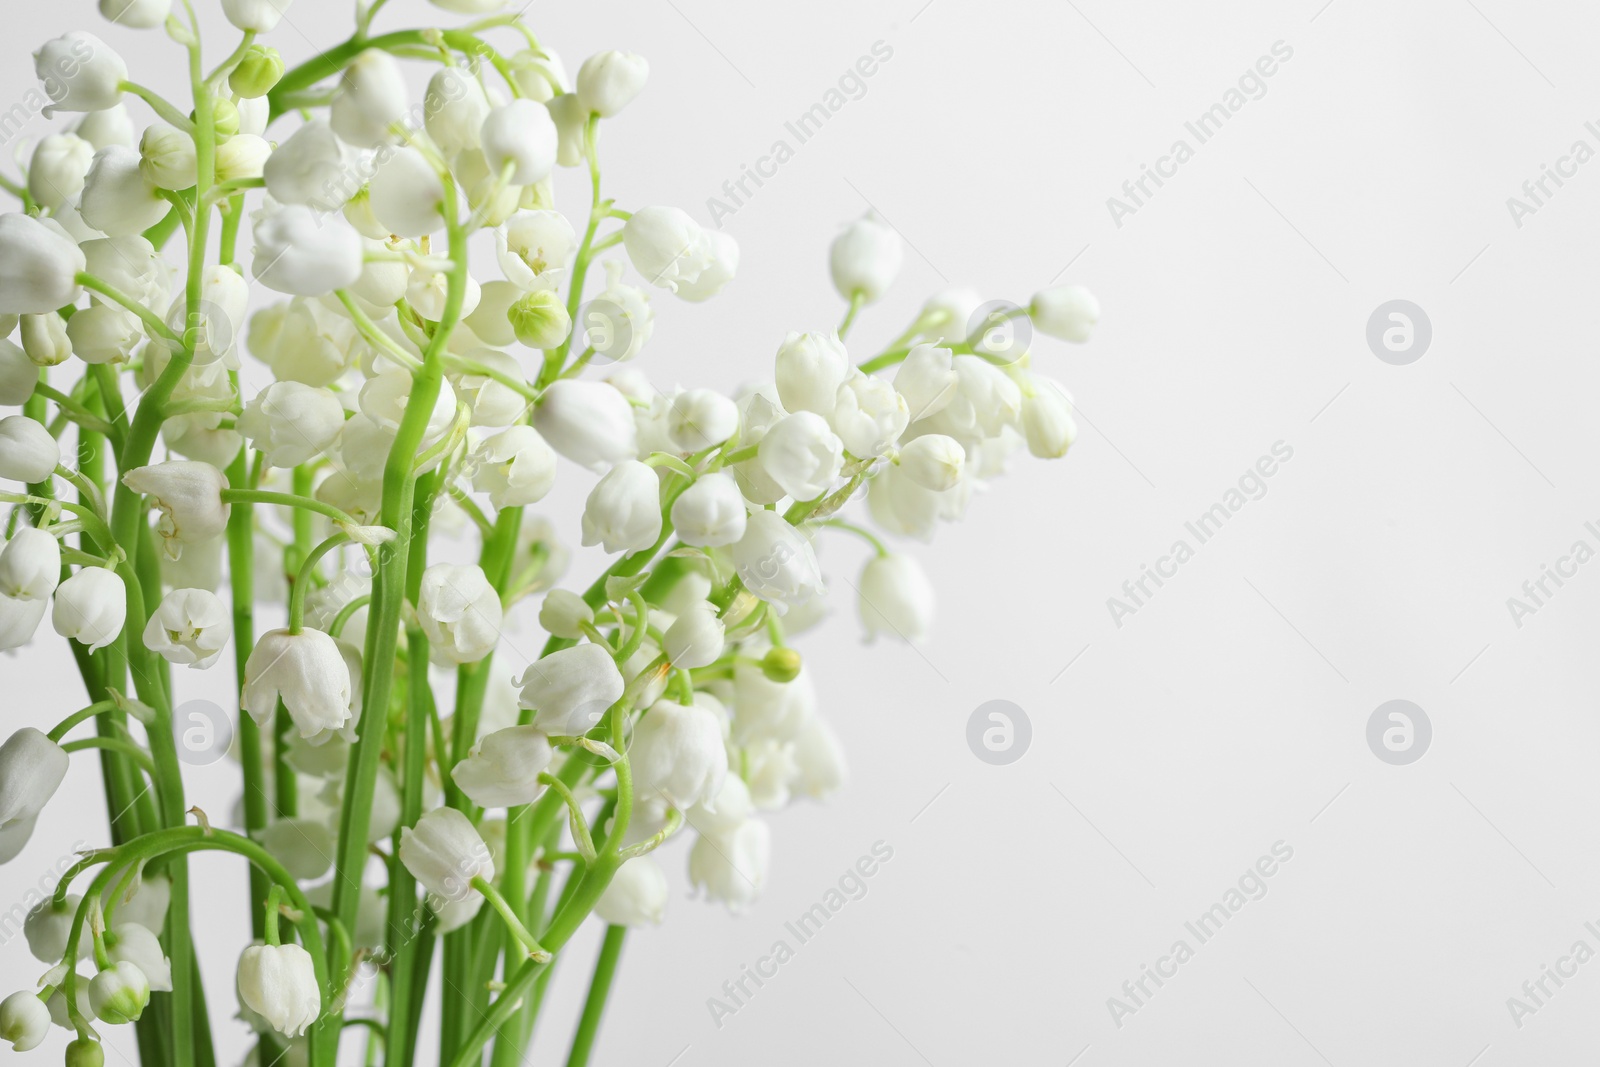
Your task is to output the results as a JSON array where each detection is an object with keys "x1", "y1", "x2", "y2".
[{"x1": 4, "y1": 0, "x2": 1599, "y2": 1064}]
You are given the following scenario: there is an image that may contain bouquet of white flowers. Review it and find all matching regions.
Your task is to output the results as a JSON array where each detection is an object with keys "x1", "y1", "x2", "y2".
[{"x1": 0, "y1": 1, "x2": 1099, "y2": 1064}]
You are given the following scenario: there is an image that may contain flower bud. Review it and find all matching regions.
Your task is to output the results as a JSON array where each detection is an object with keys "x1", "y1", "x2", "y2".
[
  {"x1": 122, "y1": 461, "x2": 230, "y2": 560},
  {"x1": 508, "y1": 289, "x2": 572, "y2": 348},
  {"x1": 243, "y1": 628, "x2": 352, "y2": 742},
  {"x1": 0, "y1": 415, "x2": 59, "y2": 483},
  {"x1": 581, "y1": 460, "x2": 662, "y2": 554},
  {"x1": 622, "y1": 206, "x2": 711, "y2": 293},
  {"x1": 65, "y1": 305, "x2": 141, "y2": 366},
  {"x1": 237, "y1": 382, "x2": 343, "y2": 468},
  {"x1": 423, "y1": 67, "x2": 489, "y2": 157},
  {"x1": 0, "y1": 342, "x2": 36, "y2": 405},
  {"x1": 0, "y1": 991, "x2": 50, "y2": 1051},
  {"x1": 575, "y1": 51, "x2": 649, "y2": 117},
  {"x1": 507, "y1": 49, "x2": 567, "y2": 101},
  {"x1": 1029, "y1": 284, "x2": 1099, "y2": 343},
  {"x1": 28, "y1": 133, "x2": 95, "y2": 210},
  {"x1": 451, "y1": 725, "x2": 554, "y2": 808},
  {"x1": 831, "y1": 372, "x2": 908, "y2": 458},
  {"x1": 0, "y1": 214, "x2": 85, "y2": 314},
  {"x1": 251, "y1": 204, "x2": 365, "y2": 296},
  {"x1": 669, "y1": 471, "x2": 746, "y2": 548},
  {"x1": 663, "y1": 602, "x2": 724, "y2": 670},
  {"x1": 0, "y1": 527, "x2": 61, "y2": 601},
  {"x1": 236, "y1": 943, "x2": 320, "y2": 1037},
  {"x1": 537, "y1": 589, "x2": 592, "y2": 640},
  {"x1": 689, "y1": 818, "x2": 769, "y2": 912},
  {"x1": 80, "y1": 145, "x2": 169, "y2": 237},
  {"x1": 222, "y1": 0, "x2": 294, "y2": 33},
  {"x1": 897, "y1": 433, "x2": 964, "y2": 491},
  {"x1": 207, "y1": 96, "x2": 242, "y2": 139},
  {"x1": 829, "y1": 213, "x2": 901, "y2": 304},
  {"x1": 330, "y1": 49, "x2": 407, "y2": 148},
  {"x1": 732, "y1": 511, "x2": 824, "y2": 609},
  {"x1": 857, "y1": 554, "x2": 934, "y2": 642},
  {"x1": 231, "y1": 45, "x2": 284, "y2": 98},
  {"x1": 262, "y1": 119, "x2": 353, "y2": 209},
  {"x1": 418, "y1": 563, "x2": 502, "y2": 666},
  {"x1": 1020, "y1": 376, "x2": 1076, "y2": 459},
  {"x1": 107, "y1": 922, "x2": 171, "y2": 992},
  {"x1": 533, "y1": 379, "x2": 638, "y2": 470},
  {"x1": 138, "y1": 123, "x2": 196, "y2": 190},
  {"x1": 595, "y1": 857, "x2": 668, "y2": 926},
  {"x1": 774, "y1": 331, "x2": 849, "y2": 416},
  {"x1": 517, "y1": 642, "x2": 625, "y2": 735},
  {"x1": 215, "y1": 134, "x2": 271, "y2": 184},
  {"x1": 20, "y1": 313, "x2": 71, "y2": 367},
  {"x1": 99, "y1": 0, "x2": 172, "y2": 28},
  {"x1": 470, "y1": 425, "x2": 557, "y2": 510},
  {"x1": 88, "y1": 960, "x2": 149, "y2": 1024},
  {"x1": 399, "y1": 807, "x2": 495, "y2": 902},
  {"x1": 759, "y1": 646, "x2": 802, "y2": 684},
  {"x1": 480, "y1": 99, "x2": 559, "y2": 186},
  {"x1": 368, "y1": 147, "x2": 445, "y2": 237},
  {"x1": 53, "y1": 568, "x2": 126, "y2": 652},
  {"x1": 66, "y1": 1038, "x2": 106, "y2": 1067},
  {"x1": 143, "y1": 587, "x2": 230, "y2": 667},
  {"x1": 757, "y1": 411, "x2": 843, "y2": 502},
  {"x1": 665, "y1": 388, "x2": 738, "y2": 452},
  {"x1": 34, "y1": 33, "x2": 126, "y2": 115}
]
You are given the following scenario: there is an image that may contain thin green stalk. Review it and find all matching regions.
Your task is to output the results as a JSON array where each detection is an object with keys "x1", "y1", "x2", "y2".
[{"x1": 564, "y1": 926, "x2": 627, "y2": 1067}]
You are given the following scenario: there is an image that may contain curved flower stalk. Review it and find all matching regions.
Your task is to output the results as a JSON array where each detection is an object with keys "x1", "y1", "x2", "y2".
[{"x1": 0, "y1": 2, "x2": 1102, "y2": 1065}]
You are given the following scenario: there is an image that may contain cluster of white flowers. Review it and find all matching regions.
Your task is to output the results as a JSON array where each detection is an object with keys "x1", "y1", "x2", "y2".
[{"x1": 0, "y1": 2, "x2": 1098, "y2": 1064}]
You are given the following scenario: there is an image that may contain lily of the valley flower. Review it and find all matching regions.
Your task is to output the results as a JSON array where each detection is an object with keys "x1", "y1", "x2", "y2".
[
  {"x1": 399, "y1": 807, "x2": 495, "y2": 902},
  {"x1": 1029, "y1": 284, "x2": 1099, "y2": 342},
  {"x1": 417, "y1": 563, "x2": 502, "y2": 665},
  {"x1": 481, "y1": 100, "x2": 559, "y2": 186},
  {"x1": 121, "y1": 461, "x2": 231, "y2": 560},
  {"x1": 774, "y1": 331, "x2": 849, "y2": 416},
  {"x1": 236, "y1": 942, "x2": 320, "y2": 1038},
  {"x1": 575, "y1": 51, "x2": 649, "y2": 117},
  {"x1": 689, "y1": 818, "x2": 770, "y2": 913},
  {"x1": 663, "y1": 602, "x2": 724, "y2": 671},
  {"x1": 237, "y1": 381, "x2": 344, "y2": 469},
  {"x1": 451, "y1": 726, "x2": 553, "y2": 808},
  {"x1": 242, "y1": 628, "x2": 352, "y2": 741},
  {"x1": 52, "y1": 568, "x2": 126, "y2": 653},
  {"x1": 631, "y1": 695, "x2": 728, "y2": 811},
  {"x1": 731, "y1": 511, "x2": 824, "y2": 609},
  {"x1": 669, "y1": 471, "x2": 747, "y2": 548},
  {"x1": 517, "y1": 642, "x2": 625, "y2": 735},
  {"x1": 829, "y1": 214, "x2": 902, "y2": 304},
  {"x1": 857, "y1": 553, "x2": 935, "y2": 643},
  {"x1": 142, "y1": 587, "x2": 231, "y2": 668},
  {"x1": 0, "y1": 214, "x2": 84, "y2": 315},
  {"x1": 251, "y1": 204, "x2": 365, "y2": 297},
  {"x1": 88, "y1": 960, "x2": 149, "y2": 1024},
  {"x1": 0, "y1": 415, "x2": 60, "y2": 483},
  {"x1": 34, "y1": 33, "x2": 125, "y2": 115},
  {"x1": 470, "y1": 425, "x2": 557, "y2": 509},
  {"x1": 581, "y1": 460, "x2": 662, "y2": 554},
  {"x1": 595, "y1": 857, "x2": 669, "y2": 926},
  {"x1": 107, "y1": 922, "x2": 171, "y2": 992},
  {"x1": 79, "y1": 145, "x2": 168, "y2": 237},
  {"x1": 0, "y1": 991, "x2": 50, "y2": 1052},
  {"x1": 757, "y1": 411, "x2": 843, "y2": 502}
]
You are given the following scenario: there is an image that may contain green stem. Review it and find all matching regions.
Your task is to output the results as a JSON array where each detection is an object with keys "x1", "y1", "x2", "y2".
[
  {"x1": 565, "y1": 926, "x2": 626, "y2": 1067},
  {"x1": 221, "y1": 489, "x2": 355, "y2": 527}
]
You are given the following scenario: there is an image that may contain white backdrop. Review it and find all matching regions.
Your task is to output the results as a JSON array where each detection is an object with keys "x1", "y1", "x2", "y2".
[{"x1": 4, "y1": 0, "x2": 1600, "y2": 1065}]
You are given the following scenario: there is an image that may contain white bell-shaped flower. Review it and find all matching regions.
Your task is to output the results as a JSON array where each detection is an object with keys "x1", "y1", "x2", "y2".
[
  {"x1": 0, "y1": 990, "x2": 51, "y2": 1052},
  {"x1": 774, "y1": 331, "x2": 849, "y2": 416},
  {"x1": 622, "y1": 206, "x2": 711, "y2": 292},
  {"x1": 251, "y1": 204, "x2": 365, "y2": 297},
  {"x1": 897, "y1": 433, "x2": 965, "y2": 491},
  {"x1": 830, "y1": 372, "x2": 908, "y2": 458},
  {"x1": 0, "y1": 416, "x2": 60, "y2": 483},
  {"x1": 1021, "y1": 376, "x2": 1077, "y2": 459},
  {"x1": 497, "y1": 210, "x2": 577, "y2": 292},
  {"x1": 79, "y1": 145, "x2": 168, "y2": 236},
  {"x1": 262, "y1": 119, "x2": 354, "y2": 209},
  {"x1": 399, "y1": 807, "x2": 495, "y2": 902},
  {"x1": 517, "y1": 642, "x2": 625, "y2": 735},
  {"x1": 575, "y1": 51, "x2": 649, "y2": 117},
  {"x1": 857, "y1": 553, "x2": 934, "y2": 643},
  {"x1": 34, "y1": 32, "x2": 126, "y2": 115},
  {"x1": 107, "y1": 923, "x2": 171, "y2": 992},
  {"x1": 52, "y1": 568, "x2": 126, "y2": 652},
  {"x1": 757, "y1": 411, "x2": 843, "y2": 502},
  {"x1": 28, "y1": 134, "x2": 95, "y2": 210},
  {"x1": 632, "y1": 695, "x2": 727, "y2": 810},
  {"x1": 731, "y1": 511, "x2": 824, "y2": 609},
  {"x1": 88, "y1": 959, "x2": 149, "y2": 1024},
  {"x1": 236, "y1": 942, "x2": 320, "y2": 1038},
  {"x1": 0, "y1": 728, "x2": 68, "y2": 840},
  {"x1": 0, "y1": 528, "x2": 61, "y2": 602},
  {"x1": 451, "y1": 726, "x2": 553, "y2": 808},
  {"x1": 1029, "y1": 284, "x2": 1099, "y2": 342},
  {"x1": 330, "y1": 49, "x2": 408, "y2": 148},
  {"x1": 417, "y1": 563, "x2": 502, "y2": 665},
  {"x1": 470, "y1": 425, "x2": 557, "y2": 509},
  {"x1": 242, "y1": 628, "x2": 352, "y2": 741},
  {"x1": 534, "y1": 379, "x2": 638, "y2": 471},
  {"x1": 689, "y1": 818, "x2": 769, "y2": 913},
  {"x1": 0, "y1": 215, "x2": 85, "y2": 315},
  {"x1": 663, "y1": 602, "x2": 724, "y2": 670},
  {"x1": 669, "y1": 471, "x2": 746, "y2": 548},
  {"x1": 581, "y1": 460, "x2": 662, "y2": 554},
  {"x1": 595, "y1": 857, "x2": 668, "y2": 926},
  {"x1": 480, "y1": 99, "x2": 558, "y2": 186},
  {"x1": 829, "y1": 213, "x2": 901, "y2": 304}
]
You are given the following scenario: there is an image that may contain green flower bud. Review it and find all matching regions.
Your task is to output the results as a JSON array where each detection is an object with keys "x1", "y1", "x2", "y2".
[
  {"x1": 760, "y1": 646, "x2": 802, "y2": 684},
  {"x1": 207, "y1": 98, "x2": 241, "y2": 140},
  {"x1": 88, "y1": 961, "x2": 150, "y2": 1025},
  {"x1": 508, "y1": 290, "x2": 572, "y2": 349},
  {"x1": 66, "y1": 1038, "x2": 105, "y2": 1067},
  {"x1": 230, "y1": 46, "x2": 284, "y2": 99}
]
